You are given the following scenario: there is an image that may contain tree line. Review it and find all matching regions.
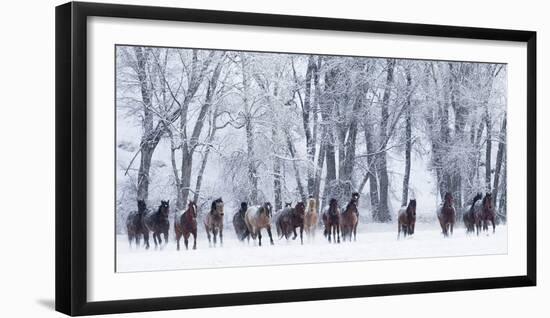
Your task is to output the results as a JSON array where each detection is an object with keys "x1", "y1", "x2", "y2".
[{"x1": 116, "y1": 46, "x2": 507, "y2": 227}]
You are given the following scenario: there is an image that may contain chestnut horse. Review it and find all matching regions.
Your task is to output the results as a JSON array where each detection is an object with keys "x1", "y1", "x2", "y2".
[
  {"x1": 304, "y1": 197, "x2": 318, "y2": 241},
  {"x1": 275, "y1": 201, "x2": 306, "y2": 244},
  {"x1": 463, "y1": 193, "x2": 482, "y2": 234},
  {"x1": 244, "y1": 202, "x2": 274, "y2": 246},
  {"x1": 397, "y1": 199, "x2": 417, "y2": 239},
  {"x1": 340, "y1": 193, "x2": 360, "y2": 242},
  {"x1": 474, "y1": 192, "x2": 496, "y2": 235},
  {"x1": 233, "y1": 202, "x2": 249, "y2": 241},
  {"x1": 322, "y1": 198, "x2": 340, "y2": 243},
  {"x1": 175, "y1": 200, "x2": 198, "y2": 250},
  {"x1": 143, "y1": 200, "x2": 170, "y2": 249},
  {"x1": 126, "y1": 200, "x2": 149, "y2": 248},
  {"x1": 437, "y1": 192, "x2": 456, "y2": 237},
  {"x1": 204, "y1": 198, "x2": 225, "y2": 247}
]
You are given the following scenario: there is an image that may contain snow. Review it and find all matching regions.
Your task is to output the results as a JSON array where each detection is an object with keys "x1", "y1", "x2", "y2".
[{"x1": 116, "y1": 222, "x2": 507, "y2": 273}]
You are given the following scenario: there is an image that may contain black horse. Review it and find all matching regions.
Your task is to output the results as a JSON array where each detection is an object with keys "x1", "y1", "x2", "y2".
[
  {"x1": 126, "y1": 200, "x2": 148, "y2": 248},
  {"x1": 275, "y1": 201, "x2": 306, "y2": 244},
  {"x1": 463, "y1": 193, "x2": 482, "y2": 234},
  {"x1": 233, "y1": 202, "x2": 249, "y2": 241},
  {"x1": 144, "y1": 200, "x2": 170, "y2": 249}
]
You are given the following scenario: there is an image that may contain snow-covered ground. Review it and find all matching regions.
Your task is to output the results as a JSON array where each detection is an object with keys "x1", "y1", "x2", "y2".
[{"x1": 116, "y1": 222, "x2": 507, "y2": 273}]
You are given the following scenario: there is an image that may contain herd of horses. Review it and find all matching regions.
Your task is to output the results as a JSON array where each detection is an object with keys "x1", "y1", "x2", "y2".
[{"x1": 126, "y1": 191, "x2": 497, "y2": 250}]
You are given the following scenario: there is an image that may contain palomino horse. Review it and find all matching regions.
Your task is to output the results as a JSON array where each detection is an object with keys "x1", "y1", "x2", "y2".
[
  {"x1": 474, "y1": 192, "x2": 496, "y2": 235},
  {"x1": 233, "y1": 202, "x2": 249, "y2": 241},
  {"x1": 175, "y1": 200, "x2": 198, "y2": 250},
  {"x1": 340, "y1": 193, "x2": 360, "y2": 242},
  {"x1": 144, "y1": 200, "x2": 170, "y2": 249},
  {"x1": 322, "y1": 198, "x2": 340, "y2": 243},
  {"x1": 275, "y1": 201, "x2": 306, "y2": 244},
  {"x1": 204, "y1": 198, "x2": 225, "y2": 247},
  {"x1": 126, "y1": 200, "x2": 148, "y2": 248},
  {"x1": 397, "y1": 199, "x2": 417, "y2": 239},
  {"x1": 244, "y1": 202, "x2": 274, "y2": 246},
  {"x1": 437, "y1": 192, "x2": 456, "y2": 237},
  {"x1": 463, "y1": 193, "x2": 482, "y2": 234},
  {"x1": 304, "y1": 197, "x2": 318, "y2": 241}
]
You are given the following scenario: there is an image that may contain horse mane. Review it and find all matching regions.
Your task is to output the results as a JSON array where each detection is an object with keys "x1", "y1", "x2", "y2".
[
  {"x1": 471, "y1": 193, "x2": 482, "y2": 211},
  {"x1": 210, "y1": 198, "x2": 223, "y2": 214}
]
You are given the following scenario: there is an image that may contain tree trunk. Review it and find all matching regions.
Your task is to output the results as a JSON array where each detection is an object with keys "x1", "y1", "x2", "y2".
[
  {"x1": 492, "y1": 117, "x2": 506, "y2": 206},
  {"x1": 401, "y1": 67, "x2": 412, "y2": 206},
  {"x1": 286, "y1": 131, "x2": 307, "y2": 203},
  {"x1": 375, "y1": 59, "x2": 395, "y2": 222}
]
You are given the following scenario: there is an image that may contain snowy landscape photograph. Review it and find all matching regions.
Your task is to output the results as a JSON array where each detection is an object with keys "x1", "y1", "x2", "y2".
[{"x1": 115, "y1": 45, "x2": 508, "y2": 273}]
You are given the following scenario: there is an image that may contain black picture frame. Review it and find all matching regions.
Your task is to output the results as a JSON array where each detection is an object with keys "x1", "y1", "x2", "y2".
[{"x1": 55, "y1": 1, "x2": 537, "y2": 316}]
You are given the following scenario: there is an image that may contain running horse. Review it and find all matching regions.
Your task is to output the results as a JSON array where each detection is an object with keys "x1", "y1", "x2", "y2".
[
  {"x1": 463, "y1": 193, "x2": 482, "y2": 234},
  {"x1": 175, "y1": 200, "x2": 198, "y2": 250},
  {"x1": 474, "y1": 192, "x2": 496, "y2": 235},
  {"x1": 437, "y1": 192, "x2": 456, "y2": 237},
  {"x1": 397, "y1": 199, "x2": 417, "y2": 239},
  {"x1": 143, "y1": 200, "x2": 170, "y2": 249},
  {"x1": 275, "y1": 201, "x2": 306, "y2": 244},
  {"x1": 233, "y1": 202, "x2": 249, "y2": 241},
  {"x1": 304, "y1": 196, "x2": 318, "y2": 241},
  {"x1": 244, "y1": 202, "x2": 274, "y2": 246},
  {"x1": 126, "y1": 199, "x2": 148, "y2": 248},
  {"x1": 204, "y1": 198, "x2": 225, "y2": 247},
  {"x1": 322, "y1": 198, "x2": 341, "y2": 243},
  {"x1": 340, "y1": 193, "x2": 360, "y2": 242}
]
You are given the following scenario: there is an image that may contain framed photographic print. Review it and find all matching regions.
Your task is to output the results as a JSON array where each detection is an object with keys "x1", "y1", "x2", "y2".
[{"x1": 55, "y1": 1, "x2": 536, "y2": 316}]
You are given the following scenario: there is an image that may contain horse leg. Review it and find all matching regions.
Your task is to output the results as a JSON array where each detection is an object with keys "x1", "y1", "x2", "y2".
[
  {"x1": 328, "y1": 226, "x2": 332, "y2": 243},
  {"x1": 136, "y1": 235, "x2": 141, "y2": 248},
  {"x1": 450, "y1": 223, "x2": 454, "y2": 236},
  {"x1": 143, "y1": 231, "x2": 150, "y2": 249},
  {"x1": 206, "y1": 227, "x2": 212, "y2": 247},
  {"x1": 492, "y1": 218, "x2": 496, "y2": 233},
  {"x1": 192, "y1": 231, "x2": 197, "y2": 250},
  {"x1": 300, "y1": 226, "x2": 303, "y2": 245},
  {"x1": 212, "y1": 228, "x2": 218, "y2": 247},
  {"x1": 267, "y1": 226, "x2": 274, "y2": 245},
  {"x1": 258, "y1": 230, "x2": 262, "y2": 247},
  {"x1": 353, "y1": 223, "x2": 357, "y2": 241},
  {"x1": 176, "y1": 232, "x2": 181, "y2": 251},
  {"x1": 336, "y1": 225, "x2": 341, "y2": 243},
  {"x1": 220, "y1": 227, "x2": 223, "y2": 247},
  {"x1": 397, "y1": 222, "x2": 401, "y2": 240}
]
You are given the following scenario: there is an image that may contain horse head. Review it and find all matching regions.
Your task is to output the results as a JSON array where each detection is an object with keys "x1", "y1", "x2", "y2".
[
  {"x1": 307, "y1": 197, "x2": 316, "y2": 212},
  {"x1": 211, "y1": 198, "x2": 224, "y2": 217},
  {"x1": 137, "y1": 200, "x2": 147, "y2": 214},
  {"x1": 351, "y1": 192, "x2": 360, "y2": 203},
  {"x1": 239, "y1": 202, "x2": 248, "y2": 216},
  {"x1": 483, "y1": 192, "x2": 494, "y2": 211},
  {"x1": 159, "y1": 200, "x2": 170, "y2": 217},
  {"x1": 443, "y1": 192, "x2": 453, "y2": 208},
  {"x1": 294, "y1": 201, "x2": 306, "y2": 220},
  {"x1": 329, "y1": 198, "x2": 339, "y2": 216},
  {"x1": 187, "y1": 200, "x2": 197, "y2": 219},
  {"x1": 408, "y1": 199, "x2": 417, "y2": 218},
  {"x1": 263, "y1": 202, "x2": 273, "y2": 218}
]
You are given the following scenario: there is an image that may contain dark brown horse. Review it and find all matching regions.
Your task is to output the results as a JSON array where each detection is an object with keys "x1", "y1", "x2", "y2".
[
  {"x1": 437, "y1": 192, "x2": 456, "y2": 237},
  {"x1": 175, "y1": 200, "x2": 198, "y2": 250},
  {"x1": 204, "y1": 198, "x2": 225, "y2": 247},
  {"x1": 397, "y1": 199, "x2": 416, "y2": 239},
  {"x1": 126, "y1": 200, "x2": 149, "y2": 248},
  {"x1": 322, "y1": 198, "x2": 340, "y2": 243},
  {"x1": 340, "y1": 193, "x2": 360, "y2": 242},
  {"x1": 275, "y1": 201, "x2": 306, "y2": 244},
  {"x1": 474, "y1": 192, "x2": 496, "y2": 235},
  {"x1": 463, "y1": 193, "x2": 482, "y2": 234},
  {"x1": 244, "y1": 202, "x2": 274, "y2": 246},
  {"x1": 144, "y1": 200, "x2": 170, "y2": 249},
  {"x1": 233, "y1": 202, "x2": 249, "y2": 241}
]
